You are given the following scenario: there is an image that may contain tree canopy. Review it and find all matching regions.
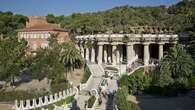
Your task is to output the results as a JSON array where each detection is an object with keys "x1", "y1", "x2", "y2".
[
  {"x1": 45, "y1": 0, "x2": 195, "y2": 36},
  {"x1": 0, "y1": 37, "x2": 28, "y2": 84},
  {"x1": 0, "y1": 11, "x2": 28, "y2": 37}
]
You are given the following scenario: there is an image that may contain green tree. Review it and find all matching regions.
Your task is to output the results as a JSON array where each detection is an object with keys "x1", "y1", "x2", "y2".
[
  {"x1": 0, "y1": 37, "x2": 28, "y2": 85},
  {"x1": 152, "y1": 45, "x2": 194, "y2": 95},
  {"x1": 60, "y1": 41, "x2": 83, "y2": 78},
  {"x1": 0, "y1": 11, "x2": 27, "y2": 37},
  {"x1": 114, "y1": 86, "x2": 140, "y2": 110}
]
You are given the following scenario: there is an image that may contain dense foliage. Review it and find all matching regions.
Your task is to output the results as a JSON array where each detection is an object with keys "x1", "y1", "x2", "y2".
[
  {"x1": 150, "y1": 46, "x2": 194, "y2": 95},
  {"x1": 114, "y1": 86, "x2": 140, "y2": 110},
  {"x1": 0, "y1": 11, "x2": 28, "y2": 37},
  {"x1": 45, "y1": 0, "x2": 194, "y2": 36},
  {"x1": 119, "y1": 68, "x2": 151, "y2": 94},
  {"x1": 29, "y1": 34, "x2": 83, "y2": 92},
  {"x1": 0, "y1": 37, "x2": 28, "y2": 84}
]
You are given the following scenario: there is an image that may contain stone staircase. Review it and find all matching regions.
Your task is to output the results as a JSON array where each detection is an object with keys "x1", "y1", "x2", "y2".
[{"x1": 85, "y1": 63, "x2": 104, "y2": 91}]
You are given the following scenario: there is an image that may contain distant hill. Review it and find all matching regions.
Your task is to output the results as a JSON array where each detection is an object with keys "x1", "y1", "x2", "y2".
[{"x1": 46, "y1": 0, "x2": 195, "y2": 36}]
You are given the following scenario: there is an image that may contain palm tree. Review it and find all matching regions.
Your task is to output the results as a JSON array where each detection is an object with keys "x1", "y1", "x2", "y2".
[
  {"x1": 60, "y1": 42, "x2": 83, "y2": 78},
  {"x1": 161, "y1": 45, "x2": 194, "y2": 79}
]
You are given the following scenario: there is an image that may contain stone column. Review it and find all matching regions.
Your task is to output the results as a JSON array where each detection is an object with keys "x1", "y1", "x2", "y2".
[
  {"x1": 143, "y1": 43, "x2": 150, "y2": 65},
  {"x1": 112, "y1": 44, "x2": 117, "y2": 65},
  {"x1": 91, "y1": 46, "x2": 95, "y2": 63},
  {"x1": 98, "y1": 43, "x2": 103, "y2": 64},
  {"x1": 127, "y1": 43, "x2": 134, "y2": 64},
  {"x1": 158, "y1": 43, "x2": 164, "y2": 60},
  {"x1": 85, "y1": 48, "x2": 89, "y2": 61},
  {"x1": 116, "y1": 46, "x2": 120, "y2": 64},
  {"x1": 104, "y1": 45, "x2": 108, "y2": 63}
]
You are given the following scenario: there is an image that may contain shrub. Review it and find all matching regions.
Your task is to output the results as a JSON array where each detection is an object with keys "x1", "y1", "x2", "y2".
[
  {"x1": 88, "y1": 95, "x2": 96, "y2": 108},
  {"x1": 127, "y1": 101, "x2": 140, "y2": 110},
  {"x1": 81, "y1": 67, "x2": 91, "y2": 83},
  {"x1": 114, "y1": 87, "x2": 140, "y2": 110},
  {"x1": 119, "y1": 68, "x2": 152, "y2": 94},
  {"x1": 50, "y1": 80, "x2": 70, "y2": 93}
]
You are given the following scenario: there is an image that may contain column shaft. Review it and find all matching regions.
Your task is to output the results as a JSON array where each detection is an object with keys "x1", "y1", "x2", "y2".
[
  {"x1": 85, "y1": 48, "x2": 89, "y2": 61},
  {"x1": 144, "y1": 43, "x2": 150, "y2": 65},
  {"x1": 127, "y1": 43, "x2": 134, "y2": 64},
  {"x1": 98, "y1": 44, "x2": 103, "y2": 64},
  {"x1": 159, "y1": 43, "x2": 164, "y2": 60},
  {"x1": 112, "y1": 45, "x2": 117, "y2": 65},
  {"x1": 91, "y1": 46, "x2": 95, "y2": 63},
  {"x1": 104, "y1": 45, "x2": 107, "y2": 63}
]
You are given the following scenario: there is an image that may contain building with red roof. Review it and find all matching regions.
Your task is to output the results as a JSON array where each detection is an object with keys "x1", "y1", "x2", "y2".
[{"x1": 17, "y1": 16, "x2": 69, "y2": 55}]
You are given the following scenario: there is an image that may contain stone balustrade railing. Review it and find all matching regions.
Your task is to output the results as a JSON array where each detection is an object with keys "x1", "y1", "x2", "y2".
[
  {"x1": 13, "y1": 87, "x2": 78, "y2": 110},
  {"x1": 127, "y1": 59, "x2": 159, "y2": 75},
  {"x1": 76, "y1": 34, "x2": 179, "y2": 44}
]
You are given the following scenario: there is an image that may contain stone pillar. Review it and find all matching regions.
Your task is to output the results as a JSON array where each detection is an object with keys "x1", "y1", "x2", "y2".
[
  {"x1": 104, "y1": 45, "x2": 108, "y2": 63},
  {"x1": 116, "y1": 46, "x2": 120, "y2": 64},
  {"x1": 143, "y1": 43, "x2": 150, "y2": 65},
  {"x1": 98, "y1": 43, "x2": 103, "y2": 64},
  {"x1": 127, "y1": 43, "x2": 134, "y2": 64},
  {"x1": 158, "y1": 43, "x2": 164, "y2": 60},
  {"x1": 85, "y1": 48, "x2": 89, "y2": 61},
  {"x1": 91, "y1": 46, "x2": 95, "y2": 63},
  {"x1": 112, "y1": 44, "x2": 117, "y2": 65}
]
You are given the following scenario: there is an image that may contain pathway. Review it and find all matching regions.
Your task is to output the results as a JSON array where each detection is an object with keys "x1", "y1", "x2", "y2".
[{"x1": 85, "y1": 64, "x2": 104, "y2": 91}]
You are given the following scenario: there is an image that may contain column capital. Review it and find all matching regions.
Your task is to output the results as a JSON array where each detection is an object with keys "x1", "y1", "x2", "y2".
[
  {"x1": 97, "y1": 42, "x2": 105, "y2": 45},
  {"x1": 127, "y1": 42, "x2": 134, "y2": 46},
  {"x1": 111, "y1": 42, "x2": 119, "y2": 46},
  {"x1": 142, "y1": 42, "x2": 150, "y2": 46},
  {"x1": 158, "y1": 42, "x2": 165, "y2": 45}
]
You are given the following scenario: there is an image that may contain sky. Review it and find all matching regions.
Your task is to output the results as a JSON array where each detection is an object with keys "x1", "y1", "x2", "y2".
[{"x1": 0, "y1": 0, "x2": 181, "y2": 16}]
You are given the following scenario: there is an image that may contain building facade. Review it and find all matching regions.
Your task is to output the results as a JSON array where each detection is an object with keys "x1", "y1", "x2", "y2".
[
  {"x1": 17, "y1": 16, "x2": 69, "y2": 54},
  {"x1": 75, "y1": 31, "x2": 179, "y2": 67}
]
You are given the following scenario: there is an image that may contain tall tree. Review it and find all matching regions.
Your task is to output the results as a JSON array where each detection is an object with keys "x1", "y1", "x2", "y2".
[
  {"x1": 60, "y1": 42, "x2": 83, "y2": 78},
  {"x1": 0, "y1": 37, "x2": 28, "y2": 85},
  {"x1": 153, "y1": 45, "x2": 194, "y2": 92}
]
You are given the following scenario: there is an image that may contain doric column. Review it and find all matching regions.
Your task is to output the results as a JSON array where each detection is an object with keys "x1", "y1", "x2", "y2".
[
  {"x1": 91, "y1": 46, "x2": 95, "y2": 63},
  {"x1": 127, "y1": 43, "x2": 134, "y2": 64},
  {"x1": 98, "y1": 43, "x2": 103, "y2": 64},
  {"x1": 85, "y1": 48, "x2": 89, "y2": 61},
  {"x1": 158, "y1": 43, "x2": 164, "y2": 60},
  {"x1": 116, "y1": 46, "x2": 120, "y2": 64},
  {"x1": 104, "y1": 45, "x2": 108, "y2": 64},
  {"x1": 112, "y1": 44, "x2": 117, "y2": 65},
  {"x1": 143, "y1": 43, "x2": 150, "y2": 65}
]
